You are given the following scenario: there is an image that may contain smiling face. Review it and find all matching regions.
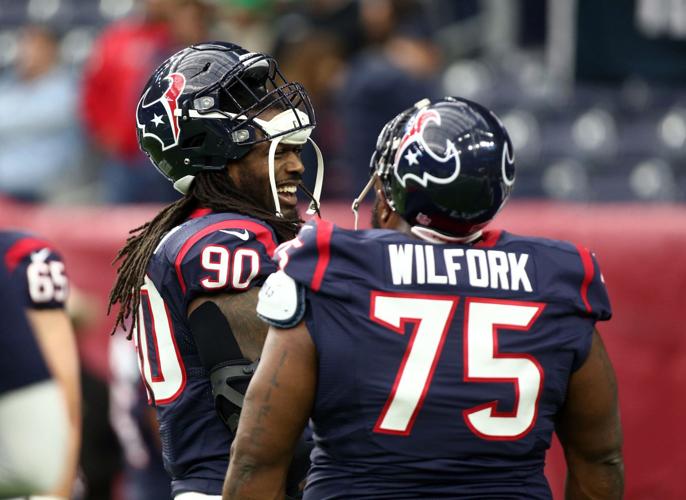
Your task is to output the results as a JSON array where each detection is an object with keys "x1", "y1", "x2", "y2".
[{"x1": 227, "y1": 138, "x2": 305, "y2": 220}]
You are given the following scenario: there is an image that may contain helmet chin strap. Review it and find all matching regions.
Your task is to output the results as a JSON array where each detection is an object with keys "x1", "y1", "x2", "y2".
[
  {"x1": 351, "y1": 174, "x2": 376, "y2": 230},
  {"x1": 268, "y1": 137, "x2": 284, "y2": 217},
  {"x1": 268, "y1": 135, "x2": 324, "y2": 218},
  {"x1": 305, "y1": 137, "x2": 324, "y2": 215},
  {"x1": 258, "y1": 107, "x2": 323, "y2": 218}
]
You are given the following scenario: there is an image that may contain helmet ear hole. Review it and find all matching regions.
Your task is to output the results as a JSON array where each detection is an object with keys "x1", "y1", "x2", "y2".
[{"x1": 181, "y1": 133, "x2": 206, "y2": 149}]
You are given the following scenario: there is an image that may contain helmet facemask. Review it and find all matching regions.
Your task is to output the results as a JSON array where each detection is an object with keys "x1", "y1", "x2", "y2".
[{"x1": 169, "y1": 48, "x2": 324, "y2": 216}]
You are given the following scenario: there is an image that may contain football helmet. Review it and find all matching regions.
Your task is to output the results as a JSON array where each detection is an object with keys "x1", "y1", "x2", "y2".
[
  {"x1": 353, "y1": 96, "x2": 515, "y2": 239},
  {"x1": 136, "y1": 41, "x2": 323, "y2": 214}
]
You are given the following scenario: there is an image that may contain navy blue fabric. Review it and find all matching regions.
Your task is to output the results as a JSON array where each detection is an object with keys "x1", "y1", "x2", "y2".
[
  {"x1": 276, "y1": 220, "x2": 611, "y2": 499},
  {"x1": 0, "y1": 254, "x2": 50, "y2": 394},
  {"x1": 0, "y1": 230, "x2": 69, "y2": 309},
  {"x1": 141, "y1": 212, "x2": 278, "y2": 496}
]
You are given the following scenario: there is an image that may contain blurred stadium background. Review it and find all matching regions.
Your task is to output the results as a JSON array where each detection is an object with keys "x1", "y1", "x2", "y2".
[{"x1": 0, "y1": 0, "x2": 684, "y2": 498}]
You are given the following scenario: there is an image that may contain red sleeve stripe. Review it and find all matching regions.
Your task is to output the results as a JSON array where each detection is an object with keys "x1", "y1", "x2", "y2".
[
  {"x1": 576, "y1": 245, "x2": 594, "y2": 313},
  {"x1": 311, "y1": 219, "x2": 334, "y2": 292},
  {"x1": 188, "y1": 208, "x2": 212, "y2": 219},
  {"x1": 4, "y1": 238, "x2": 52, "y2": 273},
  {"x1": 175, "y1": 220, "x2": 278, "y2": 294}
]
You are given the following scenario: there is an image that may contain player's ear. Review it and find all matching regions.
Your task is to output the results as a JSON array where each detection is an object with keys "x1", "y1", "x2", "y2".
[
  {"x1": 374, "y1": 178, "x2": 412, "y2": 233},
  {"x1": 225, "y1": 157, "x2": 243, "y2": 186},
  {"x1": 376, "y1": 191, "x2": 402, "y2": 230},
  {"x1": 380, "y1": 201, "x2": 391, "y2": 223},
  {"x1": 372, "y1": 176, "x2": 396, "y2": 227}
]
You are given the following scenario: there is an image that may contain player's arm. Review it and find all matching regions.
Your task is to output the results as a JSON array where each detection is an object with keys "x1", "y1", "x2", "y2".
[
  {"x1": 27, "y1": 308, "x2": 81, "y2": 497},
  {"x1": 556, "y1": 329, "x2": 624, "y2": 500},
  {"x1": 188, "y1": 289, "x2": 270, "y2": 433},
  {"x1": 189, "y1": 288, "x2": 268, "y2": 362},
  {"x1": 222, "y1": 320, "x2": 316, "y2": 500}
]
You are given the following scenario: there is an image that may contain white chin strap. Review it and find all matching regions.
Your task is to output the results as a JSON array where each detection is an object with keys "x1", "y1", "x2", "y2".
[
  {"x1": 410, "y1": 226, "x2": 483, "y2": 244},
  {"x1": 264, "y1": 109, "x2": 323, "y2": 217},
  {"x1": 351, "y1": 174, "x2": 377, "y2": 230}
]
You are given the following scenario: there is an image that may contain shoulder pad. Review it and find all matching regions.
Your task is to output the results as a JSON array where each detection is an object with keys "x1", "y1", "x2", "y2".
[{"x1": 256, "y1": 270, "x2": 305, "y2": 328}]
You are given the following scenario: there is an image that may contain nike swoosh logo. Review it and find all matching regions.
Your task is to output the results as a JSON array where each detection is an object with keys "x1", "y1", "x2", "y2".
[{"x1": 219, "y1": 229, "x2": 250, "y2": 241}]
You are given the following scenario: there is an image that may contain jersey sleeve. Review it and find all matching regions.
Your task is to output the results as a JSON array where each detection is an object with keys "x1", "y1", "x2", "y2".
[
  {"x1": 273, "y1": 219, "x2": 350, "y2": 295},
  {"x1": 0, "y1": 265, "x2": 51, "y2": 394},
  {"x1": 538, "y1": 243, "x2": 612, "y2": 371},
  {"x1": 258, "y1": 219, "x2": 353, "y2": 326},
  {"x1": 571, "y1": 246, "x2": 612, "y2": 321},
  {"x1": 174, "y1": 219, "x2": 279, "y2": 305},
  {"x1": 3, "y1": 236, "x2": 69, "y2": 310}
]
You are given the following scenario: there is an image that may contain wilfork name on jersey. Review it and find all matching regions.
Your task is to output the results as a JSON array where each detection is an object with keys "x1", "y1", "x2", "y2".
[{"x1": 388, "y1": 244, "x2": 532, "y2": 292}]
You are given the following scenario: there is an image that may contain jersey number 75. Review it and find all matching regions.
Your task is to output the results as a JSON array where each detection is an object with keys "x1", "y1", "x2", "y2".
[{"x1": 370, "y1": 292, "x2": 545, "y2": 440}]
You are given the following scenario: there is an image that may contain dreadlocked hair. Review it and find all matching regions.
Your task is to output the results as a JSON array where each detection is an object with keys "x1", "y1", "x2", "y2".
[{"x1": 108, "y1": 169, "x2": 302, "y2": 338}]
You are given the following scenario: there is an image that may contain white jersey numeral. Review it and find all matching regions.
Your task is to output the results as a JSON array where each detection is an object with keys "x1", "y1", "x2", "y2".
[
  {"x1": 200, "y1": 245, "x2": 260, "y2": 290},
  {"x1": 26, "y1": 260, "x2": 68, "y2": 303},
  {"x1": 200, "y1": 245, "x2": 230, "y2": 289},
  {"x1": 371, "y1": 292, "x2": 458, "y2": 435},
  {"x1": 370, "y1": 293, "x2": 544, "y2": 440},
  {"x1": 463, "y1": 298, "x2": 544, "y2": 439},
  {"x1": 134, "y1": 276, "x2": 186, "y2": 405}
]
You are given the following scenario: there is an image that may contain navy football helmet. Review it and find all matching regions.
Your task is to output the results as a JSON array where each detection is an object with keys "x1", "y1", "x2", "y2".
[
  {"x1": 353, "y1": 97, "x2": 515, "y2": 238},
  {"x1": 136, "y1": 41, "x2": 322, "y2": 213}
]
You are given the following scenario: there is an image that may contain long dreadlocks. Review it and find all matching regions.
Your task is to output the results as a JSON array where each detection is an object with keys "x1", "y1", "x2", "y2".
[{"x1": 108, "y1": 169, "x2": 308, "y2": 338}]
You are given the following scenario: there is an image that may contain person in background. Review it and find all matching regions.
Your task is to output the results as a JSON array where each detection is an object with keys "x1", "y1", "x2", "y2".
[
  {"x1": 109, "y1": 331, "x2": 171, "y2": 500},
  {"x1": 277, "y1": 30, "x2": 347, "y2": 200},
  {"x1": 224, "y1": 97, "x2": 623, "y2": 499},
  {"x1": 0, "y1": 25, "x2": 82, "y2": 202},
  {"x1": 0, "y1": 234, "x2": 73, "y2": 497},
  {"x1": 80, "y1": 0, "x2": 214, "y2": 203},
  {"x1": 336, "y1": 0, "x2": 443, "y2": 196}
]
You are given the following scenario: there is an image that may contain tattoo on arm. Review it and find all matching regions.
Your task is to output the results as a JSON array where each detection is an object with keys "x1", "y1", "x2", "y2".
[
  {"x1": 226, "y1": 461, "x2": 257, "y2": 498},
  {"x1": 225, "y1": 348, "x2": 291, "y2": 498},
  {"x1": 211, "y1": 288, "x2": 268, "y2": 361},
  {"x1": 246, "y1": 350, "x2": 288, "y2": 450}
]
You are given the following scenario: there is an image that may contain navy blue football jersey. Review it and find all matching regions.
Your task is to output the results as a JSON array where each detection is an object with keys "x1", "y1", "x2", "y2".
[
  {"x1": 133, "y1": 210, "x2": 279, "y2": 496},
  {"x1": 0, "y1": 230, "x2": 69, "y2": 310},
  {"x1": 267, "y1": 219, "x2": 612, "y2": 499},
  {"x1": 0, "y1": 249, "x2": 51, "y2": 395}
]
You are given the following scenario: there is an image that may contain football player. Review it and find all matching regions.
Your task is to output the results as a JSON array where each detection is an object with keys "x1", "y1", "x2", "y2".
[
  {"x1": 0, "y1": 230, "x2": 80, "y2": 498},
  {"x1": 108, "y1": 41, "x2": 322, "y2": 498},
  {"x1": 0, "y1": 243, "x2": 69, "y2": 497},
  {"x1": 225, "y1": 97, "x2": 624, "y2": 499}
]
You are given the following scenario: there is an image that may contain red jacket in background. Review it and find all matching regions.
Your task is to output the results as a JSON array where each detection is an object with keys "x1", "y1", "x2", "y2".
[{"x1": 81, "y1": 19, "x2": 171, "y2": 161}]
